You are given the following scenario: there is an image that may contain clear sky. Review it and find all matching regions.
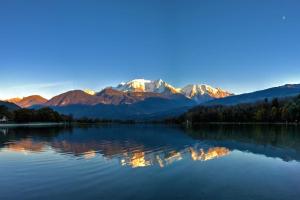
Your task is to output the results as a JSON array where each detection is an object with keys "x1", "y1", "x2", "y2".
[{"x1": 1, "y1": 0, "x2": 300, "y2": 99}]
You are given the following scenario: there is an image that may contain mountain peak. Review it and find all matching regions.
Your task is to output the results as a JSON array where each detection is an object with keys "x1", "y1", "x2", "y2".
[
  {"x1": 113, "y1": 79, "x2": 232, "y2": 103},
  {"x1": 130, "y1": 78, "x2": 152, "y2": 83},
  {"x1": 44, "y1": 90, "x2": 101, "y2": 106},
  {"x1": 115, "y1": 79, "x2": 150, "y2": 91},
  {"x1": 180, "y1": 84, "x2": 233, "y2": 103},
  {"x1": 7, "y1": 95, "x2": 48, "y2": 108},
  {"x1": 84, "y1": 89, "x2": 96, "y2": 95},
  {"x1": 114, "y1": 78, "x2": 180, "y2": 94},
  {"x1": 6, "y1": 97, "x2": 22, "y2": 104}
]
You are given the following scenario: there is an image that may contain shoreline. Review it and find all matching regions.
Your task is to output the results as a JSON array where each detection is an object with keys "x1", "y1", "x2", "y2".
[
  {"x1": 0, "y1": 121, "x2": 300, "y2": 128},
  {"x1": 0, "y1": 122, "x2": 67, "y2": 127}
]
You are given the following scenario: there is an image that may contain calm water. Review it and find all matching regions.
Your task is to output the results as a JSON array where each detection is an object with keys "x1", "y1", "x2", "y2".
[{"x1": 1, "y1": 124, "x2": 300, "y2": 200}]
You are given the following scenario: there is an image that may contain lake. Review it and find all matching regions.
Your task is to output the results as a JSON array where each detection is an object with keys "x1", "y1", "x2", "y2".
[{"x1": 1, "y1": 124, "x2": 300, "y2": 200}]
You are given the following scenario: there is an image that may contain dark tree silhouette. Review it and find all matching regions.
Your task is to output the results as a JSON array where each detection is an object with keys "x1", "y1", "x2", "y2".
[{"x1": 166, "y1": 95, "x2": 300, "y2": 124}]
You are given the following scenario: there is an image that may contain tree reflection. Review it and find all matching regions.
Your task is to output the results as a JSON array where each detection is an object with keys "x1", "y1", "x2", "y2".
[{"x1": 1, "y1": 124, "x2": 300, "y2": 166}]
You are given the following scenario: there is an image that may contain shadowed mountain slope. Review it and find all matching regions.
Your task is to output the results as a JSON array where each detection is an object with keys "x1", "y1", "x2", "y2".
[{"x1": 205, "y1": 84, "x2": 300, "y2": 105}]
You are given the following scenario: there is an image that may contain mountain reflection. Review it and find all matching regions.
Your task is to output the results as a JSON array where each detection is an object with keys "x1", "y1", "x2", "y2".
[
  {"x1": 121, "y1": 152, "x2": 151, "y2": 168},
  {"x1": 1, "y1": 124, "x2": 300, "y2": 166},
  {"x1": 83, "y1": 150, "x2": 96, "y2": 159},
  {"x1": 120, "y1": 147, "x2": 230, "y2": 168},
  {"x1": 121, "y1": 150, "x2": 184, "y2": 168},
  {"x1": 2, "y1": 137, "x2": 230, "y2": 168},
  {"x1": 190, "y1": 147, "x2": 230, "y2": 161},
  {"x1": 5, "y1": 139, "x2": 46, "y2": 154}
]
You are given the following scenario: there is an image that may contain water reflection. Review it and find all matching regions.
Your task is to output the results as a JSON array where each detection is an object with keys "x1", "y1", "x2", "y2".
[
  {"x1": 1, "y1": 125, "x2": 300, "y2": 200},
  {"x1": 5, "y1": 139, "x2": 46, "y2": 154},
  {"x1": 190, "y1": 147, "x2": 230, "y2": 161},
  {"x1": 119, "y1": 146, "x2": 231, "y2": 168},
  {"x1": 83, "y1": 150, "x2": 96, "y2": 159},
  {"x1": 1, "y1": 125, "x2": 300, "y2": 167},
  {"x1": 1, "y1": 136, "x2": 230, "y2": 168},
  {"x1": 121, "y1": 152, "x2": 151, "y2": 168}
]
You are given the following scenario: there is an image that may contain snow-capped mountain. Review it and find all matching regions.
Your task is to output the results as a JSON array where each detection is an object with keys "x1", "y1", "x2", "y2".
[
  {"x1": 114, "y1": 79, "x2": 180, "y2": 94},
  {"x1": 113, "y1": 79, "x2": 232, "y2": 103},
  {"x1": 4, "y1": 78, "x2": 233, "y2": 119},
  {"x1": 84, "y1": 89, "x2": 96, "y2": 95},
  {"x1": 180, "y1": 84, "x2": 233, "y2": 103},
  {"x1": 6, "y1": 79, "x2": 232, "y2": 108}
]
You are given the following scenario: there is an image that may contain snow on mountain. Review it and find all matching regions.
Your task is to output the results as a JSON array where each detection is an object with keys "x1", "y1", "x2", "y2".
[
  {"x1": 7, "y1": 79, "x2": 232, "y2": 108},
  {"x1": 113, "y1": 79, "x2": 232, "y2": 103},
  {"x1": 180, "y1": 84, "x2": 232, "y2": 103},
  {"x1": 84, "y1": 89, "x2": 96, "y2": 95},
  {"x1": 114, "y1": 79, "x2": 180, "y2": 94}
]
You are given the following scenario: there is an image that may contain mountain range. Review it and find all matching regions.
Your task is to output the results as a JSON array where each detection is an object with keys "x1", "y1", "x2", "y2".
[
  {"x1": 3, "y1": 79, "x2": 300, "y2": 119},
  {"x1": 7, "y1": 79, "x2": 232, "y2": 107},
  {"x1": 113, "y1": 79, "x2": 232, "y2": 103},
  {"x1": 3, "y1": 79, "x2": 231, "y2": 119}
]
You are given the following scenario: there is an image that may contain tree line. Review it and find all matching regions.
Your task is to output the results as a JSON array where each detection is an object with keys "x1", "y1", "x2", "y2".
[
  {"x1": 166, "y1": 95, "x2": 300, "y2": 124},
  {"x1": 0, "y1": 106, "x2": 136, "y2": 124},
  {"x1": 0, "y1": 106, "x2": 73, "y2": 123}
]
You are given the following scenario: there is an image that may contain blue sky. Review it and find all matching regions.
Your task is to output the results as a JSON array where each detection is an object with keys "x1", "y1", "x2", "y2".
[{"x1": 1, "y1": 0, "x2": 300, "y2": 99}]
